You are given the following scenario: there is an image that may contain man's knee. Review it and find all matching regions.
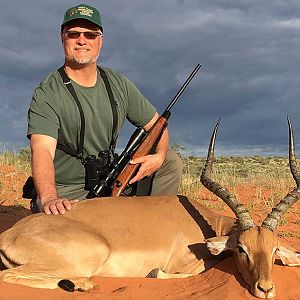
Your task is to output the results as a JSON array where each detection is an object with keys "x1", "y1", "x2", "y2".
[
  {"x1": 136, "y1": 149, "x2": 184, "y2": 196},
  {"x1": 150, "y1": 149, "x2": 184, "y2": 195},
  {"x1": 161, "y1": 149, "x2": 184, "y2": 178}
]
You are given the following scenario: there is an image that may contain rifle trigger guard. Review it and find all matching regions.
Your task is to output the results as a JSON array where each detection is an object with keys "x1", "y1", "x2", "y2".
[{"x1": 115, "y1": 180, "x2": 122, "y2": 188}]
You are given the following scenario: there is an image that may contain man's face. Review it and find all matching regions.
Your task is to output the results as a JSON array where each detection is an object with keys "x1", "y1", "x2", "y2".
[{"x1": 61, "y1": 19, "x2": 103, "y2": 65}]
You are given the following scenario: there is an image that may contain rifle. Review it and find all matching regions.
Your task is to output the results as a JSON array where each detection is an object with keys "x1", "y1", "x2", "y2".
[{"x1": 87, "y1": 64, "x2": 201, "y2": 198}]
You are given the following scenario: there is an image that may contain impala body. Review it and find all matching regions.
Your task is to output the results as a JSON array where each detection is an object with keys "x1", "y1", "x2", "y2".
[
  {"x1": 0, "y1": 119, "x2": 300, "y2": 299},
  {"x1": 0, "y1": 196, "x2": 235, "y2": 287}
]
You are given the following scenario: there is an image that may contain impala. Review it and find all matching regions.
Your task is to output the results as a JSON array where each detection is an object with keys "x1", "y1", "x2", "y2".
[{"x1": 0, "y1": 119, "x2": 299, "y2": 299}]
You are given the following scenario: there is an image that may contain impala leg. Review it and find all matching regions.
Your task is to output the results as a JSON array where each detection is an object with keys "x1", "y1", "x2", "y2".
[
  {"x1": 0, "y1": 265, "x2": 95, "y2": 291},
  {"x1": 146, "y1": 268, "x2": 197, "y2": 279}
]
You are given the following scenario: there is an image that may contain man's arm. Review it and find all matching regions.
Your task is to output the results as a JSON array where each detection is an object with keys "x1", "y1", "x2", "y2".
[
  {"x1": 129, "y1": 112, "x2": 169, "y2": 184},
  {"x1": 30, "y1": 134, "x2": 74, "y2": 215}
]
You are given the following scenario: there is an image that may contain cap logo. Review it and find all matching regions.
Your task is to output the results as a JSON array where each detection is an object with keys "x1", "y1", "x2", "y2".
[
  {"x1": 75, "y1": 6, "x2": 94, "y2": 18},
  {"x1": 69, "y1": 8, "x2": 78, "y2": 17}
]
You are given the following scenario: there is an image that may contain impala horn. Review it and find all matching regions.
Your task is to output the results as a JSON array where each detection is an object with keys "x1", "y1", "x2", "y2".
[
  {"x1": 262, "y1": 116, "x2": 300, "y2": 231},
  {"x1": 200, "y1": 120, "x2": 255, "y2": 231}
]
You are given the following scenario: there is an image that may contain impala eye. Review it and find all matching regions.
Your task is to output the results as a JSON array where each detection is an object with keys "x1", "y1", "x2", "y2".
[{"x1": 237, "y1": 244, "x2": 246, "y2": 254}]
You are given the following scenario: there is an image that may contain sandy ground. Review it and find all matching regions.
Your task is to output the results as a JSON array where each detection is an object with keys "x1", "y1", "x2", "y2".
[{"x1": 0, "y1": 164, "x2": 299, "y2": 300}]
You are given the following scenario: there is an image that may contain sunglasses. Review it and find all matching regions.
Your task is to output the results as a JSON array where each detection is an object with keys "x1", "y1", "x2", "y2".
[{"x1": 65, "y1": 31, "x2": 102, "y2": 40}]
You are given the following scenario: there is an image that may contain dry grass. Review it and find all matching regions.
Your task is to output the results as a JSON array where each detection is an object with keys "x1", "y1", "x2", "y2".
[
  {"x1": 179, "y1": 156, "x2": 295, "y2": 212},
  {"x1": 0, "y1": 149, "x2": 297, "y2": 212},
  {"x1": 0, "y1": 148, "x2": 31, "y2": 172},
  {"x1": 0, "y1": 148, "x2": 31, "y2": 204}
]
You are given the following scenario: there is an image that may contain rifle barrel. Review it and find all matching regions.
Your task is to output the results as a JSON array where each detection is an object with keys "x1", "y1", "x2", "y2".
[{"x1": 165, "y1": 64, "x2": 201, "y2": 112}]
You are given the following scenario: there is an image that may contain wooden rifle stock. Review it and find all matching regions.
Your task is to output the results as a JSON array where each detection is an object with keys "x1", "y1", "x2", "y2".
[{"x1": 111, "y1": 114, "x2": 169, "y2": 196}]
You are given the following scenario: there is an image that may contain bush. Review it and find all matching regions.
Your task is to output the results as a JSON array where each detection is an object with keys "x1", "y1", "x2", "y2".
[{"x1": 18, "y1": 148, "x2": 31, "y2": 162}]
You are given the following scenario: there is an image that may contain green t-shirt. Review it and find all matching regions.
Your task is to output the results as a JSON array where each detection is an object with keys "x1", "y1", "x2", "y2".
[{"x1": 27, "y1": 67, "x2": 156, "y2": 185}]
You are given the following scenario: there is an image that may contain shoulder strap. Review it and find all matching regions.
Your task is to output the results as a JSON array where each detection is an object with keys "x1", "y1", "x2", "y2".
[
  {"x1": 97, "y1": 66, "x2": 119, "y2": 150},
  {"x1": 57, "y1": 67, "x2": 85, "y2": 159},
  {"x1": 57, "y1": 66, "x2": 118, "y2": 159}
]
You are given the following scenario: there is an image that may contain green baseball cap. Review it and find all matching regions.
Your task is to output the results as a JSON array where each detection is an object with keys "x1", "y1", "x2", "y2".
[{"x1": 61, "y1": 4, "x2": 103, "y2": 32}]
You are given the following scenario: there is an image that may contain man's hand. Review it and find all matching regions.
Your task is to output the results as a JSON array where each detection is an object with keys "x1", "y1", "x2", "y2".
[
  {"x1": 129, "y1": 153, "x2": 165, "y2": 184},
  {"x1": 128, "y1": 112, "x2": 169, "y2": 185},
  {"x1": 41, "y1": 198, "x2": 78, "y2": 215}
]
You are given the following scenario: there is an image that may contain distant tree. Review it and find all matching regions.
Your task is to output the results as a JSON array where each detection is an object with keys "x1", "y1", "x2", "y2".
[
  {"x1": 18, "y1": 148, "x2": 31, "y2": 162},
  {"x1": 171, "y1": 143, "x2": 185, "y2": 158}
]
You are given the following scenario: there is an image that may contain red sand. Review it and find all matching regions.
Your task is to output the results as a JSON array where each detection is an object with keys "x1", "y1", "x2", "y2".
[{"x1": 0, "y1": 255, "x2": 299, "y2": 300}]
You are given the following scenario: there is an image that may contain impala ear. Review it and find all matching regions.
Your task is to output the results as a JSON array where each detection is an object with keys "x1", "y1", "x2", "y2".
[
  {"x1": 276, "y1": 241, "x2": 300, "y2": 266},
  {"x1": 205, "y1": 233, "x2": 238, "y2": 255}
]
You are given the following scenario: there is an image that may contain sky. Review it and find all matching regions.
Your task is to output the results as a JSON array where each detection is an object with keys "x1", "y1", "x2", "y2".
[{"x1": 1, "y1": 0, "x2": 300, "y2": 157}]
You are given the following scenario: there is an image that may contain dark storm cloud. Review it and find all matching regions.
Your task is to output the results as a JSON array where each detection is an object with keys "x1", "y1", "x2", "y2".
[{"x1": 1, "y1": 0, "x2": 300, "y2": 156}]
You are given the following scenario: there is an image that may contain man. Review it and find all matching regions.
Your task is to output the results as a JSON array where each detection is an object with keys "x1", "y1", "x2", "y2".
[{"x1": 27, "y1": 4, "x2": 183, "y2": 215}]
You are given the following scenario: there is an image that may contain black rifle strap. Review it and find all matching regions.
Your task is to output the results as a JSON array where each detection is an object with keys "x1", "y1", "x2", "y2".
[
  {"x1": 57, "y1": 66, "x2": 118, "y2": 159},
  {"x1": 97, "y1": 66, "x2": 118, "y2": 151},
  {"x1": 57, "y1": 66, "x2": 85, "y2": 159}
]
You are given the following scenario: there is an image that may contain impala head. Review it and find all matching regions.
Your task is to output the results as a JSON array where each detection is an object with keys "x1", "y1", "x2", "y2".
[{"x1": 201, "y1": 118, "x2": 300, "y2": 299}]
